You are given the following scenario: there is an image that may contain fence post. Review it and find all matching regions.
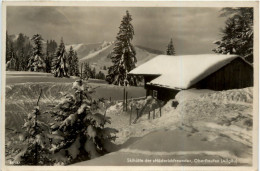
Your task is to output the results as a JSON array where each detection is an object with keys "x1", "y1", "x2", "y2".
[
  {"x1": 160, "y1": 106, "x2": 162, "y2": 117},
  {"x1": 136, "y1": 108, "x2": 139, "y2": 118},
  {"x1": 153, "y1": 109, "x2": 155, "y2": 119}
]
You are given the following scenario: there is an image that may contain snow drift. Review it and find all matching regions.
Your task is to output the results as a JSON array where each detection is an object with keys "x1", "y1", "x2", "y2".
[{"x1": 103, "y1": 87, "x2": 253, "y2": 166}]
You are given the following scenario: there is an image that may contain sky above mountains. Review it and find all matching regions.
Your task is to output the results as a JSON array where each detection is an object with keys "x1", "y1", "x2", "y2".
[{"x1": 7, "y1": 6, "x2": 226, "y2": 55}]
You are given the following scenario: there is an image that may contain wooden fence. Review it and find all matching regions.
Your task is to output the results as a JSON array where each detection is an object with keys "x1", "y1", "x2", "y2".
[{"x1": 106, "y1": 87, "x2": 163, "y2": 125}]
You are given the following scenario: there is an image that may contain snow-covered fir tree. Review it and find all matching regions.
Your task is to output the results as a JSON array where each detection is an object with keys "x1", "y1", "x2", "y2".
[
  {"x1": 107, "y1": 10, "x2": 138, "y2": 86},
  {"x1": 72, "y1": 51, "x2": 79, "y2": 77},
  {"x1": 91, "y1": 68, "x2": 96, "y2": 79},
  {"x1": 16, "y1": 34, "x2": 25, "y2": 70},
  {"x1": 83, "y1": 62, "x2": 92, "y2": 80},
  {"x1": 19, "y1": 48, "x2": 26, "y2": 71},
  {"x1": 166, "y1": 38, "x2": 175, "y2": 55},
  {"x1": 28, "y1": 34, "x2": 46, "y2": 72},
  {"x1": 52, "y1": 38, "x2": 69, "y2": 77},
  {"x1": 45, "y1": 49, "x2": 52, "y2": 73},
  {"x1": 6, "y1": 42, "x2": 16, "y2": 71},
  {"x1": 47, "y1": 79, "x2": 118, "y2": 164},
  {"x1": 47, "y1": 40, "x2": 58, "y2": 54},
  {"x1": 67, "y1": 46, "x2": 74, "y2": 76},
  {"x1": 23, "y1": 42, "x2": 33, "y2": 70},
  {"x1": 13, "y1": 105, "x2": 51, "y2": 165},
  {"x1": 213, "y1": 8, "x2": 253, "y2": 63}
]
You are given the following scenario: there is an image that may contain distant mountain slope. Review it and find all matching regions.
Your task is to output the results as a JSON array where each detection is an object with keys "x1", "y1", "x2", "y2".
[
  {"x1": 65, "y1": 42, "x2": 103, "y2": 59},
  {"x1": 135, "y1": 46, "x2": 160, "y2": 66},
  {"x1": 82, "y1": 44, "x2": 114, "y2": 67},
  {"x1": 79, "y1": 41, "x2": 113, "y2": 62},
  {"x1": 75, "y1": 43, "x2": 160, "y2": 69}
]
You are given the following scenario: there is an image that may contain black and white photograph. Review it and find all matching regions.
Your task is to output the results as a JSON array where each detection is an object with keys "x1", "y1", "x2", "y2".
[{"x1": 1, "y1": 1, "x2": 258, "y2": 170}]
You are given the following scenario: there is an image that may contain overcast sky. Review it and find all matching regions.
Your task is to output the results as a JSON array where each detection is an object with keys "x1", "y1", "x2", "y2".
[{"x1": 7, "y1": 6, "x2": 226, "y2": 55}]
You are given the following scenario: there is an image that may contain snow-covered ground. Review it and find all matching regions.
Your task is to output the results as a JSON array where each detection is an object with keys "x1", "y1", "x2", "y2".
[
  {"x1": 90, "y1": 87, "x2": 253, "y2": 166},
  {"x1": 5, "y1": 72, "x2": 253, "y2": 166}
]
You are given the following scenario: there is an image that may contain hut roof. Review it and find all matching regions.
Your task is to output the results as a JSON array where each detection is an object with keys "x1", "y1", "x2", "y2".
[{"x1": 129, "y1": 54, "x2": 240, "y2": 89}]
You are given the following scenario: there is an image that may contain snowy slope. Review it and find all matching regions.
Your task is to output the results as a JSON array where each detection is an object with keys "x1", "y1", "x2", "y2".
[
  {"x1": 77, "y1": 44, "x2": 160, "y2": 69},
  {"x1": 79, "y1": 43, "x2": 112, "y2": 61},
  {"x1": 65, "y1": 43, "x2": 84, "y2": 52},
  {"x1": 65, "y1": 42, "x2": 105, "y2": 60}
]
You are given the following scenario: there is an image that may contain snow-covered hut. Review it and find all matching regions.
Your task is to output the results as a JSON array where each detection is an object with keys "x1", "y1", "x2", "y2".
[{"x1": 129, "y1": 54, "x2": 253, "y2": 101}]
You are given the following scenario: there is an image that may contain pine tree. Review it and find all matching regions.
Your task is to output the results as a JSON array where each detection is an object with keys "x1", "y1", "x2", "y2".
[
  {"x1": 96, "y1": 71, "x2": 106, "y2": 80},
  {"x1": 52, "y1": 38, "x2": 69, "y2": 77},
  {"x1": 107, "y1": 10, "x2": 138, "y2": 86},
  {"x1": 45, "y1": 50, "x2": 52, "y2": 73},
  {"x1": 47, "y1": 40, "x2": 58, "y2": 54},
  {"x1": 28, "y1": 34, "x2": 45, "y2": 72},
  {"x1": 47, "y1": 80, "x2": 118, "y2": 164},
  {"x1": 50, "y1": 40, "x2": 58, "y2": 54},
  {"x1": 16, "y1": 33, "x2": 25, "y2": 51},
  {"x1": 67, "y1": 46, "x2": 74, "y2": 76},
  {"x1": 72, "y1": 51, "x2": 79, "y2": 77},
  {"x1": 83, "y1": 62, "x2": 92, "y2": 80},
  {"x1": 166, "y1": 38, "x2": 175, "y2": 55},
  {"x1": 15, "y1": 34, "x2": 26, "y2": 71},
  {"x1": 24, "y1": 42, "x2": 33, "y2": 63},
  {"x1": 6, "y1": 31, "x2": 10, "y2": 63},
  {"x1": 13, "y1": 105, "x2": 52, "y2": 165},
  {"x1": 19, "y1": 48, "x2": 27, "y2": 71},
  {"x1": 6, "y1": 42, "x2": 16, "y2": 71},
  {"x1": 213, "y1": 8, "x2": 253, "y2": 63},
  {"x1": 91, "y1": 68, "x2": 96, "y2": 79},
  {"x1": 32, "y1": 34, "x2": 43, "y2": 57}
]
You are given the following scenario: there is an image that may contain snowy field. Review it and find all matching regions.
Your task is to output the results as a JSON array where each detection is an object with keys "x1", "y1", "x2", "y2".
[
  {"x1": 5, "y1": 71, "x2": 145, "y2": 129},
  {"x1": 5, "y1": 71, "x2": 253, "y2": 166},
  {"x1": 5, "y1": 71, "x2": 146, "y2": 164},
  {"x1": 6, "y1": 71, "x2": 108, "y2": 84}
]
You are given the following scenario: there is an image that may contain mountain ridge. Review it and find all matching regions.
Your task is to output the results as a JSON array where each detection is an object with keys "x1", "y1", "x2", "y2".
[{"x1": 7, "y1": 34, "x2": 162, "y2": 71}]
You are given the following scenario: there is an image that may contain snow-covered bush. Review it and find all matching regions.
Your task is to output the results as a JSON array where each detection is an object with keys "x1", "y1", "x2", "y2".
[
  {"x1": 10, "y1": 80, "x2": 118, "y2": 165},
  {"x1": 48, "y1": 79, "x2": 118, "y2": 164},
  {"x1": 13, "y1": 106, "x2": 52, "y2": 165}
]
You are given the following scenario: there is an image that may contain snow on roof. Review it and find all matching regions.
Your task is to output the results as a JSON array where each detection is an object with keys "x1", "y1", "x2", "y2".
[{"x1": 129, "y1": 54, "x2": 239, "y2": 89}]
